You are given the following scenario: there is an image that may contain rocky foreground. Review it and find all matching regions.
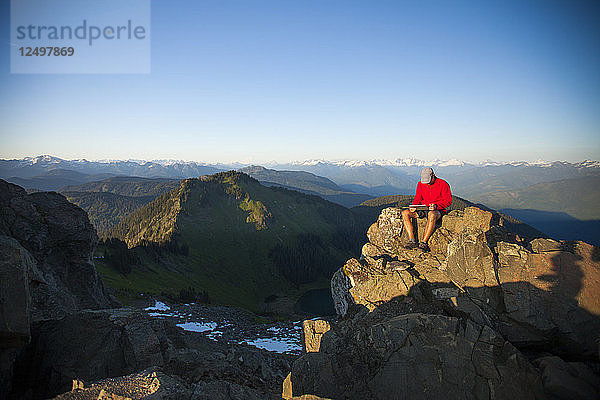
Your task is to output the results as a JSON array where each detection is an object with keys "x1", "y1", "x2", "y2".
[
  {"x1": 1, "y1": 176, "x2": 599, "y2": 400},
  {"x1": 288, "y1": 207, "x2": 600, "y2": 399}
]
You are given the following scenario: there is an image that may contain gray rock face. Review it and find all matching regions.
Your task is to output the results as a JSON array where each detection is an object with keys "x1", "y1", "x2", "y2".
[
  {"x1": 0, "y1": 236, "x2": 35, "y2": 399},
  {"x1": 193, "y1": 380, "x2": 281, "y2": 400},
  {"x1": 0, "y1": 179, "x2": 112, "y2": 321},
  {"x1": 534, "y1": 356, "x2": 599, "y2": 400},
  {"x1": 366, "y1": 207, "x2": 405, "y2": 253},
  {"x1": 291, "y1": 311, "x2": 544, "y2": 400},
  {"x1": 494, "y1": 240, "x2": 600, "y2": 356},
  {"x1": 331, "y1": 266, "x2": 354, "y2": 316},
  {"x1": 0, "y1": 236, "x2": 33, "y2": 347},
  {"x1": 446, "y1": 230, "x2": 497, "y2": 288}
]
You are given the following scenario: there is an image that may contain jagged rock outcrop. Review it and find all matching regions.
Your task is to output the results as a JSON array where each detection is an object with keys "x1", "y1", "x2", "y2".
[
  {"x1": 54, "y1": 366, "x2": 287, "y2": 400},
  {"x1": 291, "y1": 206, "x2": 600, "y2": 399},
  {"x1": 331, "y1": 206, "x2": 600, "y2": 357},
  {"x1": 0, "y1": 179, "x2": 113, "y2": 320},
  {"x1": 0, "y1": 180, "x2": 115, "y2": 398}
]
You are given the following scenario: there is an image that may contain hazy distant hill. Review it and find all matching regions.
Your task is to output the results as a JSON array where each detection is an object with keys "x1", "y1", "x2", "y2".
[
  {"x1": 5, "y1": 168, "x2": 114, "y2": 191},
  {"x1": 273, "y1": 159, "x2": 600, "y2": 199},
  {"x1": 241, "y1": 165, "x2": 372, "y2": 207},
  {"x1": 64, "y1": 191, "x2": 154, "y2": 237},
  {"x1": 61, "y1": 177, "x2": 182, "y2": 236},
  {"x1": 275, "y1": 161, "x2": 415, "y2": 196},
  {"x1": 447, "y1": 163, "x2": 600, "y2": 199},
  {"x1": 62, "y1": 176, "x2": 180, "y2": 197},
  {"x1": 475, "y1": 176, "x2": 600, "y2": 220},
  {"x1": 102, "y1": 171, "x2": 372, "y2": 312},
  {"x1": 498, "y1": 209, "x2": 599, "y2": 246}
]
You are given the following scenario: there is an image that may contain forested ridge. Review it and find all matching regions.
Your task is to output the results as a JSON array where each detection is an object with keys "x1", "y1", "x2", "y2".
[{"x1": 97, "y1": 171, "x2": 372, "y2": 311}]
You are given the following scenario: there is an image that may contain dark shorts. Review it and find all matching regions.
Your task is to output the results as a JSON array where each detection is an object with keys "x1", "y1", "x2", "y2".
[{"x1": 416, "y1": 209, "x2": 446, "y2": 219}]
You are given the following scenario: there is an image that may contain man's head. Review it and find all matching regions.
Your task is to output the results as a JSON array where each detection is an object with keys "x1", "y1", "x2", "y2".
[{"x1": 420, "y1": 167, "x2": 435, "y2": 184}]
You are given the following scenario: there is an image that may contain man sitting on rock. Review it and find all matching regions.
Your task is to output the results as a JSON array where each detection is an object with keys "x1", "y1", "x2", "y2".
[{"x1": 402, "y1": 167, "x2": 452, "y2": 252}]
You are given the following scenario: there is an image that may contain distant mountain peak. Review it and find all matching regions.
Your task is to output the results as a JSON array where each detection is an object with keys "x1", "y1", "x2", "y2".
[{"x1": 24, "y1": 155, "x2": 63, "y2": 164}]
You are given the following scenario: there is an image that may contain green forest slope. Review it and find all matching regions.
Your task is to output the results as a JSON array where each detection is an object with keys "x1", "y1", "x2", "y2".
[{"x1": 101, "y1": 171, "x2": 372, "y2": 312}]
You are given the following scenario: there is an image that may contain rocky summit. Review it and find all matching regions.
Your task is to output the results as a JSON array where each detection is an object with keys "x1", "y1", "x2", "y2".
[{"x1": 289, "y1": 206, "x2": 600, "y2": 400}]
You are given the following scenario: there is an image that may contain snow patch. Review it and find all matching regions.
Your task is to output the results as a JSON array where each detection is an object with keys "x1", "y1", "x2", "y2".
[
  {"x1": 241, "y1": 338, "x2": 302, "y2": 354},
  {"x1": 144, "y1": 301, "x2": 170, "y2": 312},
  {"x1": 176, "y1": 321, "x2": 218, "y2": 333}
]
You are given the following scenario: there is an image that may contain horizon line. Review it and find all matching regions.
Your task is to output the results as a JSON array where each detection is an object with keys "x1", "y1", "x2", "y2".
[{"x1": 2, "y1": 154, "x2": 599, "y2": 167}]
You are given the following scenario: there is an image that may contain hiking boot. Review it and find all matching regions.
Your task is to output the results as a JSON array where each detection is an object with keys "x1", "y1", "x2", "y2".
[
  {"x1": 418, "y1": 242, "x2": 430, "y2": 252},
  {"x1": 404, "y1": 241, "x2": 418, "y2": 250}
]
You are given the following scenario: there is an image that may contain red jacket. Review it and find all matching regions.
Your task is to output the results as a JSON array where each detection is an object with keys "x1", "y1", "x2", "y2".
[{"x1": 413, "y1": 177, "x2": 452, "y2": 212}]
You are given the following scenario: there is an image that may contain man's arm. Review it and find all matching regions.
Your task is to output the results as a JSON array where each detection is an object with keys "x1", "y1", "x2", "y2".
[{"x1": 435, "y1": 181, "x2": 452, "y2": 210}]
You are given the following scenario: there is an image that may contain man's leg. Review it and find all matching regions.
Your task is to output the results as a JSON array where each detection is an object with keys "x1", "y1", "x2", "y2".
[
  {"x1": 422, "y1": 210, "x2": 441, "y2": 243},
  {"x1": 401, "y1": 209, "x2": 418, "y2": 241}
]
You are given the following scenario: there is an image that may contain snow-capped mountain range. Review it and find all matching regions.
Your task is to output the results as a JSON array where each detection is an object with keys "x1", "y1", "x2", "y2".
[
  {"x1": 283, "y1": 157, "x2": 600, "y2": 169},
  {"x1": 7, "y1": 154, "x2": 599, "y2": 170}
]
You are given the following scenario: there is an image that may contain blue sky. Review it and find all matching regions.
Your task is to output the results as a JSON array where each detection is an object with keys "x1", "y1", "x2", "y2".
[{"x1": 1, "y1": 0, "x2": 599, "y2": 163}]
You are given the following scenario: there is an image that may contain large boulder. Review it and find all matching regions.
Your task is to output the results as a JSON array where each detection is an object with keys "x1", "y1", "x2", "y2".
[
  {"x1": 290, "y1": 311, "x2": 545, "y2": 399},
  {"x1": 449, "y1": 237, "x2": 600, "y2": 357}
]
